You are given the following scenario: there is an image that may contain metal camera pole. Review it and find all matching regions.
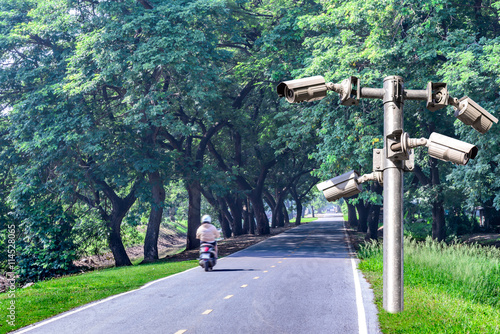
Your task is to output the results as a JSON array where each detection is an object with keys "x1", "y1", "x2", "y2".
[
  {"x1": 382, "y1": 76, "x2": 405, "y2": 313},
  {"x1": 278, "y1": 73, "x2": 497, "y2": 314}
]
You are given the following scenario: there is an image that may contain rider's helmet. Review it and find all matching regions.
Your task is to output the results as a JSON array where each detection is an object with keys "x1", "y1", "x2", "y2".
[{"x1": 201, "y1": 214, "x2": 212, "y2": 224}]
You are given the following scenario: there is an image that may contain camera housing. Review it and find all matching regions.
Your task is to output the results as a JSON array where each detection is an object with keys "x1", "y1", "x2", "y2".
[
  {"x1": 427, "y1": 132, "x2": 478, "y2": 165},
  {"x1": 276, "y1": 76, "x2": 328, "y2": 103},
  {"x1": 316, "y1": 170, "x2": 361, "y2": 202},
  {"x1": 454, "y1": 96, "x2": 499, "y2": 134}
]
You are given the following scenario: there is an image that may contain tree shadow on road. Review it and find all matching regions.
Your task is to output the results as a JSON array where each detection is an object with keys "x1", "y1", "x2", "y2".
[{"x1": 209, "y1": 268, "x2": 258, "y2": 272}]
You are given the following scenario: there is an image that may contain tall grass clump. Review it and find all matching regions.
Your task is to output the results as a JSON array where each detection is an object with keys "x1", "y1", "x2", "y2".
[
  {"x1": 358, "y1": 237, "x2": 500, "y2": 333},
  {"x1": 405, "y1": 237, "x2": 500, "y2": 307},
  {"x1": 358, "y1": 239, "x2": 383, "y2": 272}
]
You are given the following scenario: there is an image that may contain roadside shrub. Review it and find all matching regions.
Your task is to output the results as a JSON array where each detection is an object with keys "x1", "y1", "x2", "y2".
[
  {"x1": 404, "y1": 219, "x2": 432, "y2": 241},
  {"x1": 16, "y1": 202, "x2": 79, "y2": 284},
  {"x1": 121, "y1": 223, "x2": 145, "y2": 248},
  {"x1": 446, "y1": 212, "x2": 479, "y2": 237},
  {"x1": 72, "y1": 214, "x2": 109, "y2": 257}
]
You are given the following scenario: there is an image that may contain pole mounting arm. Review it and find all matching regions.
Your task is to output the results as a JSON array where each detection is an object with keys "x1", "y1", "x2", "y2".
[
  {"x1": 357, "y1": 171, "x2": 383, "y2": 185},
  {"x1": 390, "y1": 132, "x2": 427, "y2": 154},
  {"x1": 327, "y1": 76, "x2": 361, "y2": 106}
]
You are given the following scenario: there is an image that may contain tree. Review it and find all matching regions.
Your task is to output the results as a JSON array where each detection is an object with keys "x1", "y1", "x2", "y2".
[
  {"x1": 64, "y1": 0, "x2": 240, "y2": 251},
  {"x1": 2, "y1": 0, "x2": 148, "y2": 266}
]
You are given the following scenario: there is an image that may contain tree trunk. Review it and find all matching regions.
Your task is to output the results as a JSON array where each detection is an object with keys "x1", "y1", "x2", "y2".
[
  {"x1": 227, "y1": 196, "x2": 243, "y2": 236},
  {"x1": 91, "y1": 178, "x2": 140, "y2": 267},
  {"x1": 105, "y1": 193, "x2": 137, "y2": 267},
  {"x1": 242, "y1": 200, "x2": 250, "y2": 234},
  {"x1": 366, "y1": 205, "x2": 381, "y2": 240},
  {"x1": 355, "y1": 200, "x2": 370, "y2": 233},
  {"x1": 247, "y1": 198, "x2": 256, "y2": 234},
  {"x1": 249, "y1": 210, "x2": 256, "y2": 234},
  {"x1": 295, "y1": 199, "x2": 303, "y2": 225},
  {"x1": 346, "y1": 200, "x2": 358, "y2": 229},
  {"x1": 264, "y1": 190, "x2": 278, "y2": 228},
  {"x1": 276, "y1": 200, "x2": 285, "y2": 227},
  {"x1": 216, "y1": 196, "x2": 233, "y2": 238},
  {"x1": 218, "y1": 211, "x2": 232, "y2": 239},
  {"x1": 186, "y1": 180, "x2": 201, "y2": 250},
  {"x1": 366, "y1": 183, "x2": 383, "y2": 240},
  {"x1": 251, "y1": 191, "x2": 270, "y2": 235},
  {"x1": 143, "y1": 171, "x2": 165, "y2": 263},
  {"x1": 108, "y1": 217, "x2": 132, "y2": 267},
  {"x1": 484, "y1": 199, "x2": 500, "y2": 231},
  {"x1": 430, "y1": 158, "x2": 446, "y2": 241},
  {"x1": 432, "y1": 201, "x2": 446, "y2": 241},
  {"x1": 283, "y1": 205, "x2": 290, "y2": 225}
]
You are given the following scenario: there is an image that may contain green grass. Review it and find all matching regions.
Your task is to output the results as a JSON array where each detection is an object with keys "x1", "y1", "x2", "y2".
[
  {"x1": 0, "y1": 260, "x2": 198, "y2": 334},
  {"x1": 289, "y1": 217, "x2": 318, "y2": 223},
  {"x1": 358, "y1": 238, "x2": 500, "y2": 333}
]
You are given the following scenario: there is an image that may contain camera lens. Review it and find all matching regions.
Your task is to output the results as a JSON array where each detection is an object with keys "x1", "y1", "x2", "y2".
[{"x1": 287, "y1": 89, "x2": 294, "y2": 99}]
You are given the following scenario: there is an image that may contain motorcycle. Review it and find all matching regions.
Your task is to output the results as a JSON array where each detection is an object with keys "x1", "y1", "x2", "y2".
[{"x1": 199, "y1": 242, "x2": 217, "y2": 272}]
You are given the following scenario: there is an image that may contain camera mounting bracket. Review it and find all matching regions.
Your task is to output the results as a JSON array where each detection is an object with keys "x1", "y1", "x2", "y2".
[
  {"x1": 339, "y1": 76, "x2": 360, "y2": 106},
  {"x1": 374, "y1": 148, "x2": 414, "y2": 173},
  {"x1": 426, "y1": 82, "x2": 449, "y2": 112}
]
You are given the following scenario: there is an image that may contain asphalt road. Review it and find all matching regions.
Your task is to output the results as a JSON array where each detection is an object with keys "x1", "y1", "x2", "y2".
[{"x1": 17, "y1": 214, "x2": 380, "y2": 334}]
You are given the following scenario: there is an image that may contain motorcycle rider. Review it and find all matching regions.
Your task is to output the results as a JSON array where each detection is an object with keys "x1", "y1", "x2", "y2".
[{"x1": 196, "y1": 214, "x2": 220, "y2": 257}]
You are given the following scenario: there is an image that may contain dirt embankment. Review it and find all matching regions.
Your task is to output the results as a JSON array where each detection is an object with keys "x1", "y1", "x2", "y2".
[{"x1": 73, "y1": 233, "x2": 186, "y2": 269}]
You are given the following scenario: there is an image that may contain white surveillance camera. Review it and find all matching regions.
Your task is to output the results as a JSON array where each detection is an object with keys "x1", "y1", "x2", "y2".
[
  {"x1": 316, "y1": 170, "x2": 361, "y2": 202},
  {"x1": 454, "y1": 97, "x2": 498, "y2": 134},
  {"x1": 277, "y1": 76, "x2": 328, "y2": 103},
  {"x1": 427, "y1": 132, "x2": 478, "y2": 165}
]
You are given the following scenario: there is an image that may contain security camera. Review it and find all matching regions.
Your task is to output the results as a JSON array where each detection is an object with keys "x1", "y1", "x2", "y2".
[
  {"x1": 276, "y1": 76, "x2": 328, "y2": 103},
  {"x1": 453, "y1": 97, "x2": 499, "y2": 134},
  {"x1": 316, "y1": 170, "x2": 362, "y2": 202},
  {"x1": 427, "y1": 132, "x2": 478, "y2": 165}
]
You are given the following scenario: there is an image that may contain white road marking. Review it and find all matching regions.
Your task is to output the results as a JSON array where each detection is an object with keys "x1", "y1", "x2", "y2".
[
  {"x1": 202, "y1": 309, "x2": 213, "y2": 315},
  {"x1": 174, "y1": 330, "x2": 187, "y2": 334},
  {"x1": 241, "y1": 284, "x2": 248, "y2": 288},
  {"x1": 344, "y1": 221, "x2": 368, "y2": 334},
  {"x1": 253, "y1": 276, "x2": 259, "y2": 279}
]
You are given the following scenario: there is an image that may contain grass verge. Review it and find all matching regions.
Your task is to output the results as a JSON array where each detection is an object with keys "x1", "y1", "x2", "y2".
[
  {"x1": 289, "y1": 217, "x2": 318, "y2": 223},
  {"x1": 358, "y1": 237, "x2": 500, "y2": 333},
  {"x1": 0, "y1": 260, "x2": 198, "y2": 334}
]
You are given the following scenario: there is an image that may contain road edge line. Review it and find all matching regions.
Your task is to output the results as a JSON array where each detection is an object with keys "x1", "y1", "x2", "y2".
[{"x1": 343, "y1": 220, "x2": 368, "y2": 334}]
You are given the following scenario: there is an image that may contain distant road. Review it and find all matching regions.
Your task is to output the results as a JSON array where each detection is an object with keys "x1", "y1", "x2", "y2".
[{"x1": 16, "y1": 214, "x2": 380, "y2": 334}]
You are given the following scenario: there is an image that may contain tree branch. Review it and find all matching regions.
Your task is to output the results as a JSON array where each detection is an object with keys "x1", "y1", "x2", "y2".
[
  {"x1": 137, "y1": 0, "x2": 153, "y2": 9},
  {"x1": 412, "y1": 164, "x2": 430, "y2": 186},
  {"x1": 29, "y1": 34, "x2": 54, "y2": 49},
  {"x1": 196, "y1": 121, "x2": 228, "y2": 163},
  {"x1": 232, "y1": 80, "x2": 256, "y2": 109}
]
